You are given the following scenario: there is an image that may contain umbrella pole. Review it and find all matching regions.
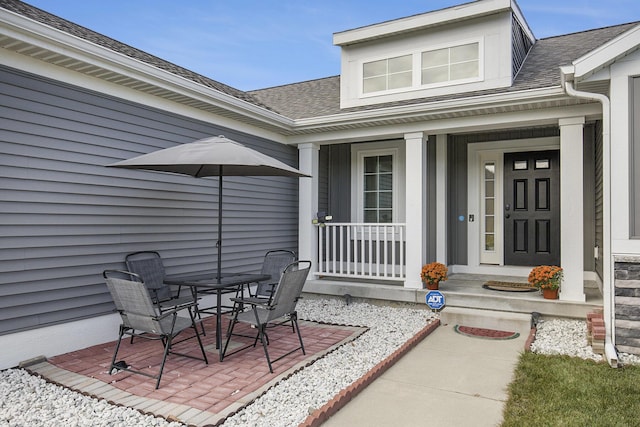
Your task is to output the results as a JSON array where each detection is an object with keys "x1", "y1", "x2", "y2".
[{"x1": 216, "y1": 169, "x2": 222, "y2": 284}]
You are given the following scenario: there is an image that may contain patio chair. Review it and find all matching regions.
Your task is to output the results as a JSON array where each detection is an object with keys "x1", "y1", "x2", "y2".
[
  {"x1": 103, "y1": 270, "x2": 208, "y2": 389},
  {"x1": 125, "y1": 251, "x2": 196, "y2": 312},
  {"x1": 226, "y1": 249, "x2": 297, "y2": 336},
  {"x1": 221, "y1": 260, "x2": 311, "y2": 373},
  {"x1": 253, "y1": 249, "x2": 297, "y2": 303}
]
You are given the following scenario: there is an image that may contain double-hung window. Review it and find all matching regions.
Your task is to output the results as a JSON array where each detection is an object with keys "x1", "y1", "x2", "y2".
[
  {"x1": 352, "y1": 142, "x2": 405, "y2": 224},
  {"x1": 364, "y1": 155, "x2": 393, "y2": 222}
]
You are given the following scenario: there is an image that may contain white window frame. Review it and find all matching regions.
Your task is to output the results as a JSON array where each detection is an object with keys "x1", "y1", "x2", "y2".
[
  {"x1": 358, "y1": 37, "x2": 483, "y2": 97},
  {"x1": 351, "y1": 141, "x2": 406, "y2": 223},
  {"x1": 362, "y1": 54, "x2": 413, "y2": 94},
  {"x1": 420, "y1": 39, "x2": 483, "y2": 89},
  {"x1": 359, "y1": 48, "x2": 418, "y2": 98},
  {"x1": 478, "y1": 152, "x2": 503, "y2": 265}
]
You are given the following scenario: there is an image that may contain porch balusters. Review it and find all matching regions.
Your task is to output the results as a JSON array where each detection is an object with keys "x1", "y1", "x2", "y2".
[{"x1": 317, "y1": 223, "x2": 406, "y2": 281}]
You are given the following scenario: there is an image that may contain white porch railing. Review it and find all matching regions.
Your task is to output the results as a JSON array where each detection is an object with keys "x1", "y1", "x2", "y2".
[{"x1": 316, "y1": 222, "x2": 406, "y2": 281}]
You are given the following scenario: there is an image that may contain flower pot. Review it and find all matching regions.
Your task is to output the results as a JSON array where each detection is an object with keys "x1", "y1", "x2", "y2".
[
  {"x1": 424, "y1": 281, "x2": 439, "y2": 290},
  {"x1": 542, "y1": 288, "x2": 559, "y2": 300}
]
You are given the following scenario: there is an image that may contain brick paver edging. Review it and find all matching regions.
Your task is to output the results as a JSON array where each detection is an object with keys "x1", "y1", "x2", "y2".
[
  {"x1": 524, "y1": 326, "x2": 537, "y2": 352},
  {"x1": 299, "y1": 318, "x2": 441, "y2": 427}
]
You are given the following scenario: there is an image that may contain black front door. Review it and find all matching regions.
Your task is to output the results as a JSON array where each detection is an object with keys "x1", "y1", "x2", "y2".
[{"x1": 504, "y1": 150, "x2": 560, "y2": 266}]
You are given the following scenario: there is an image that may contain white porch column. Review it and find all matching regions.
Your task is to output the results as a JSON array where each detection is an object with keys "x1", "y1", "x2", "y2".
[
  {"x1": 298, "y1": 143, "x2": 319, "y2": 271},
  {"x1": 404, "y1": 132, "x2": 427, "y2": 289},
  {"x1": 559, "y1": 117, "x2": 586, "y2": 302}
]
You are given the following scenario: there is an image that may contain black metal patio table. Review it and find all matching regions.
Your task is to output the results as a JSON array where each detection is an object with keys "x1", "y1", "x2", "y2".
[{"x1": 164, "y1": 272, "x2": 270, "y2": 360}]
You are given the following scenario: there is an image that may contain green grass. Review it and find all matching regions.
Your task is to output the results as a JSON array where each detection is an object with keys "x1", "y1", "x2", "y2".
[{"x1": 502, "y1": 352, "x2": 640, "y2": 427}]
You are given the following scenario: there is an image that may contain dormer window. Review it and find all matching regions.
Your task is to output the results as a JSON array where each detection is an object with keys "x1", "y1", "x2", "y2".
[
  {"x1": 363, "y1": 55, "x2": 412, "y2": 94},
  {"x1": 421, "y1": 42, "x2": 479, "y2": 84},
  {"x1": 360, "y1": 39, "x2": 482, "y2": 96}
]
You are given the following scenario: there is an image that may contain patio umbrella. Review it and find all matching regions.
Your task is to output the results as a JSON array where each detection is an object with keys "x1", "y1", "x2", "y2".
[{"x1": 107, "y1": 135, "x2": 309, "y2": 282}]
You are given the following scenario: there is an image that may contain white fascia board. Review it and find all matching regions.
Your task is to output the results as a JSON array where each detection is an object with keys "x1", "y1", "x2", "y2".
[
  {"x1": 573, "y1": 24, "x2": 640, "y2": 80},
  {"x1": 333, "y1": 0, "x2": 510, "y2": 46},
  {"x1": 294, "y1": 86, "x2": 566, "y2": 127},
  {"x1": 0, "y1": 10, "x2": 294, "y2": 130},
  {"x1": 291, "y1": 102, "x2": 600, "y2": 145}
]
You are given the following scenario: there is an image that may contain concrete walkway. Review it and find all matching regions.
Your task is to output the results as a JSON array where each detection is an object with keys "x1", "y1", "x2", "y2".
[{"x1": 322, "y1": 322, "x2": 526, "y2": 427}]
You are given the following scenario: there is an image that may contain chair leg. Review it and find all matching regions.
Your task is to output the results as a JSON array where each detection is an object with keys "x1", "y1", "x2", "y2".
[
  {"x1": 291, "y1": 312, "x2": 306, "y2": 355},
  {"x1": 257, "y1": 323, "x2": 273, "y2": 373},
  {"x1": 226, "y1": 308, "x2": 238, "y2": 337},
  {"x1": 221, "y1": 309, "x2": 240, "y2": 362},
  {"x1": 248, "y1": 308, "x2": 273, "y2": 373},
  {"x1": 189, "y1": 307, "x2": 208, "y2": 365},
  {"x1": 110, "y1": 325, "x2": 126, "y2": 374},
  {"x1": 155, "y1": 334, "x2": 173, "y2": 389},
  {"x1": 155, "y1": 313, "x2": 181, "y2": 389}
]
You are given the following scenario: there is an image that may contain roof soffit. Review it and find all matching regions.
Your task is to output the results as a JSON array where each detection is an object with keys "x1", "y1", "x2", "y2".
[{"x1": 288, "y1": 88, "x2": 593, "y2": 136}]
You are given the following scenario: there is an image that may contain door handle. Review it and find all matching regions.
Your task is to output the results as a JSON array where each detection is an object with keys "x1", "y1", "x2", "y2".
[{"x1": 505, "y1": 204, "x2": 510, "y2": 211}]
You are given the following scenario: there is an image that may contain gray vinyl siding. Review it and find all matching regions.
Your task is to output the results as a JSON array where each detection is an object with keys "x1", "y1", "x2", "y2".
[
  {"x1": 426, "y1": 136, "x2": 437, "y2": 262},
  {"x1": 511, "y1": 13, "x2": 534, "y2": 77},
  {"x1": 583, "y1": 123, "x2": 596, "y2": 272},
  {"x1": 318, "y1": 146, "x2": 330, "y2": 217},
  {"x1": 0, "y1": 65, "x2": 299, "y2": 335},
  {"x1": 319, "y1": 144, "x2": 351, "y2": 222},
  {"x1": 447, "y1": 136, "x2": 468, "y2": 265},
  {"x1": 594, "y1": 120, "x2": 604, "y2": 278}
]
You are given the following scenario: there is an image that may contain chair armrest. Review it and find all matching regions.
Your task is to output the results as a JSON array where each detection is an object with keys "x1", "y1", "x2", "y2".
[
  {"x1": 153, "y1": 301, "x2": 198, "y2": 320},
  {"x1": 230, "y1": 297, "x2": 270, "y2": 308}
]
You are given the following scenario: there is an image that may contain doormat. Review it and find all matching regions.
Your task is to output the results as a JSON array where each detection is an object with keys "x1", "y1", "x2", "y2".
[
  {"x1": 454, "y1": 325, "x2": 520, "y2": 340},
  {"x1": 482, "y1": 280, "x2": 537, "y2": 292}
]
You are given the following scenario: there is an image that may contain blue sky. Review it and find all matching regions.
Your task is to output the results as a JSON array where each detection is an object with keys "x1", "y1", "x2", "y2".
[{"x1": 24, "y1": 0, "x2": 640, "y2": 91}]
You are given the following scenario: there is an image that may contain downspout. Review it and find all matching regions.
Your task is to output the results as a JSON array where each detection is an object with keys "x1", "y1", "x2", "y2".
[{"x1": 562, "y1": 75, "x2": 618, "y2": 367}]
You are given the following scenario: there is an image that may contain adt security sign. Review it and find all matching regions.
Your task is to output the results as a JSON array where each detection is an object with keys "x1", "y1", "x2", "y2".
[{"x1": 426, "y1": 290, "x2": 445, "y2": 310}]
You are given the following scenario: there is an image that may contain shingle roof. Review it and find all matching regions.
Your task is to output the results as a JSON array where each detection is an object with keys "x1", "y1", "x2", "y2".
[
  {"x1": 248, "y1": 77, "x2": 342, "y2": 120},
  {"x1": 250, "y1": 22, "x2": 639, "y2": 119},
  {"x1": 0, "y1": 0, "x2": 273, "y2": 111},
  {"x1": 512, "y1": 23, "x2": 639, "y2": 91},
  {"x1": 2, "y1": 0, "x2": 638, "y2": 122}
]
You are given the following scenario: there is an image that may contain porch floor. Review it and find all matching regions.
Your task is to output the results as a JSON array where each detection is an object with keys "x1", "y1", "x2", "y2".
[{"x1": 303, "y1": 272, "x2": 603, "y2": 323}]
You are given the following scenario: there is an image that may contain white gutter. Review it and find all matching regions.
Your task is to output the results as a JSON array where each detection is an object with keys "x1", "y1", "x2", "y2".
[
  {"x1": 295, "y1": 86, "x2": 568, "y2": 128},
  {"x1": 561, "y1": 70, "x2": 618, "y2": 368}
]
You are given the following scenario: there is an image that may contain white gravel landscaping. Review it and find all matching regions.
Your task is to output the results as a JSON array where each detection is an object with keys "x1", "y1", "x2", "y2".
[
  {"x1": 530, "y1": 318, "x2": 640, "y2": 366},
  {"x1": 0, "y1": 368, "x2": 184, "y2": 427},
  {"x1": 1, "y1": 298, "x2": 639, "y2": 427}
]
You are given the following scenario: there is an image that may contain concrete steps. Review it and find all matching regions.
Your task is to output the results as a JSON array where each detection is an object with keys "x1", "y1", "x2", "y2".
[
  {"x1": 439, "y1": 307, "x2": 532, "y2": 335},
  {"x1": 303, "y1": 275, "x2": 603, "y2": 334}
]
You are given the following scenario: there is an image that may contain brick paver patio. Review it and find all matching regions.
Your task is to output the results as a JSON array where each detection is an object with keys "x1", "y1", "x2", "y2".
[{"x1": 29, "y1": 315, "x2": 365, "y2": 426}]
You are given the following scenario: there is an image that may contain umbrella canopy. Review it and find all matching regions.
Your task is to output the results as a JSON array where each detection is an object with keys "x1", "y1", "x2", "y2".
[
  {"x1": 109, "y1": 135, "x2": 306, "y2": 178},
  {"x1": 107, "y1": 135, "x2": 309, "y2": 281}
]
